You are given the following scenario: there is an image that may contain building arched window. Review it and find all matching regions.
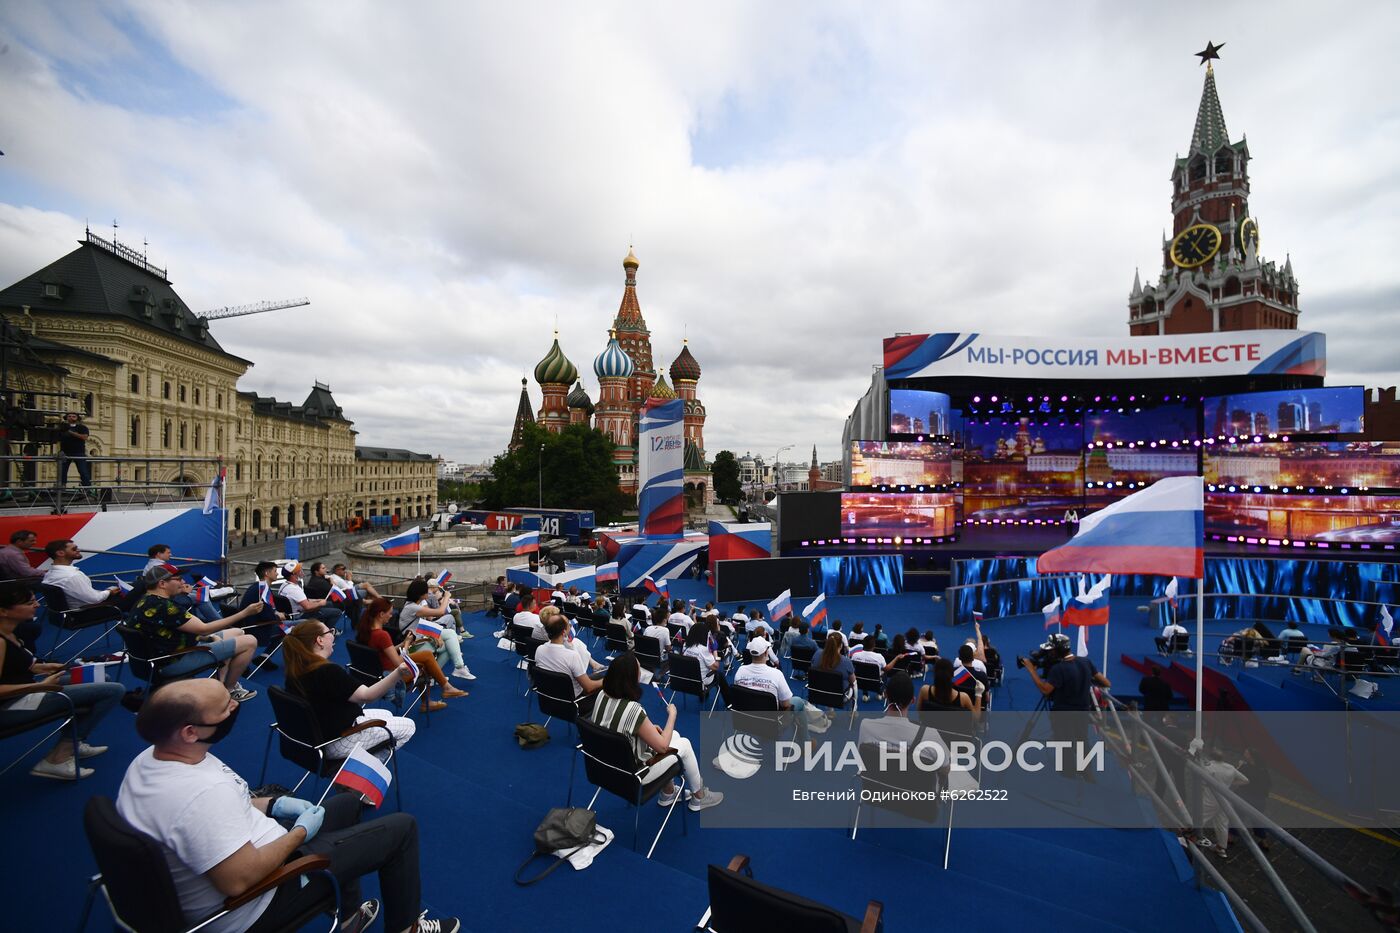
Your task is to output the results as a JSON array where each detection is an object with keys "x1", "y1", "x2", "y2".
[
  {"x1": 233, "y1": 507, "x2": 242, "y2": 530},
  {"x1": 252, "y1": 509, "x2": 262, "y2": 531},
  {"x1": 83, "y1": 393, "x2": 94, "y2": 416},
  {"x1": 194, "y1": 424, "x2": 202, "y2": 449},
  {"x1": 130, "y1": 373, "x2": 141, "y2": 393},
  {"x1": 162, "y1": 420, "x2": 172, "y2": 448},
  {"x1": 270, "y1": 506, "x2": 280, "y2": 528},
  {"x1": 129, "y1": 415, "x2": 141, "y2": 447},
  {"x1": 178, "y1": 422, "x2": 187, "y2": 449}
]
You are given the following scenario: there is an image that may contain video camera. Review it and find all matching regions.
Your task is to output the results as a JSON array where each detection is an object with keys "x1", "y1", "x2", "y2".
[{"x1": 1018, "y1": 632, "x2": 1072, "y2": 676}]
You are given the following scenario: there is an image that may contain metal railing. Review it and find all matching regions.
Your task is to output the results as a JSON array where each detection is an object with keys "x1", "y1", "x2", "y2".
[{"x1": 0, "y1": 454, "x2": 224, "y2": 513}]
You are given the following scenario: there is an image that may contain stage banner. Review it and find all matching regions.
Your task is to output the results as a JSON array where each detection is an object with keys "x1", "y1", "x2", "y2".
[
  {"x1": 638, "y1": 398, "x2": 685, "y2": 538},
  {"x1": 883, "y1": 330, "x2": 1325, "y2": 381},
  {"x1": 708, "y1": 521, "x2": 771, "y2": 562}
]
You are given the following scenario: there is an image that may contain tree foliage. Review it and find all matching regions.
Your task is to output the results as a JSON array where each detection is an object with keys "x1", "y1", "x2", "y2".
[
  {"x1": 711, "y1": 449, "x2": 743, "y2": 504},
  {"x1": 481, "y1": 421, "x2": 634, "y2": 523}
]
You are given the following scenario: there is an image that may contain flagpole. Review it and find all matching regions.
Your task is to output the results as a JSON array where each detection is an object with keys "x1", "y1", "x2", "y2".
[
  {"x1": 1195, "y1": 576, "x2": 1204, "y2": 742},
  {"x1": 317, "y1": 756, "x2": 350, "y2": 806},
  {"x1": 1103, "y1": 618, "x2": 1110, "y2": 673}
]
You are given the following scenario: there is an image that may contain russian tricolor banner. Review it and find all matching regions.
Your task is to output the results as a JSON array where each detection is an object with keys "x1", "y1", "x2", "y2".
[
  {"x1": 332, "y1": 746, "x2": 393, "y2": 808},
  {"x1": 1379, "y1": 606, "x2": 1394, "y2": 648},
  {"x1": 512, "y1": 531, "x2": 540, "y2": 555},
  {"x1": 638, "y1": 399, "x2": 686, "y2": 538},
  {"x1": 328, "y1": 582, "x2": 353, "y2": 604},
  {"x1": 1063, "y1": 575, "x2": 1112, "y2": 627},
  {"x1": 258, "y1": 581, "x2": 275, "y2": 608},
  {"x1": 1042, "y1": 597, "x2": 1062, "y2": 630},
  {"x1": 643, "y1": 575, "x2": 669, "y2": 599},
  {"x1": 596, "y1": 561, "x2": 619, "y2": 582},
  {"x1": 414, "y1": 618, "x2": 444, "y2": 639},
  {"x1": 1037, "y1": 476, "x2": 1204, "y2": 578},
  {"x1": 803, "y1": 592, "x2": 828, "y2": 627},
  {"x1": 67, "y1": 663, "x2": 107, "y2": 684},
  {"x1": 380, "y1": 527, "x2": 422, "y2": 556},
  {"x1": 434, "y1": 569, "x2": 452, "y2": 587},
  {"x1": 202, "y1": 466, "x2": 226, "y2": 515},
  {"x1": 767, "y1": 589, "x2": 793, "y2": 622}
]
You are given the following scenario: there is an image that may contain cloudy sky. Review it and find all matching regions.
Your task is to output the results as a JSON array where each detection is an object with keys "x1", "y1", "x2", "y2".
[{"x1": 1, "y1": 2, "x2": 1397, "y2": 467}]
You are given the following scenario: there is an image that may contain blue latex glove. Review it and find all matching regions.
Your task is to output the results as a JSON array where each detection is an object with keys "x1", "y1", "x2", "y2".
[
  {"x1": 293, "y1": 805, "x2": 325, "y2": 841},
  {"x1": 270, "y1": 796, "x2": 314, "y2": 820}
]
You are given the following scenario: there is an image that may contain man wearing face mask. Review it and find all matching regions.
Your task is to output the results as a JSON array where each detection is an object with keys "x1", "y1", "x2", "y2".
[{"x1": 117, "y1": 679, "x2": 459, "y2": 933}]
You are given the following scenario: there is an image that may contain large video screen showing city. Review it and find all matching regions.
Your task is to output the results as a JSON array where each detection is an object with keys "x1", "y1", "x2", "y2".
[
  {"x1": 889, "y1": 389, "x2": 958, "y2": 436},
  {"x1": 962, "y1": 418, "x2": 1083, "y2": 521},
  {"x1": 848, "y1": 441, "x2": 958, "y2": 487},
  {"x1": 1205, "y1": 493, "x2": 1400, "y2": 544},
  {"x1": 1203, "y1": 386, "x2": 1364, "y2": 438},
  {"x1": 1084, "y1": 406, "x2": 1200, "y2": 503},
  {"x1": 840, "y1": 492, "x2": 957, "y2": 538},
  {"x1": 1204, "y1": 442, "x2": 1400, "y2": 489}
]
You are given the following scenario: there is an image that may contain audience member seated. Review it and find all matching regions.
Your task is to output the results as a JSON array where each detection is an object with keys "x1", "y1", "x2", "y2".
[
  {"x1": 283, "y1": 619, "x2": 416, "y2": 758},
  {"x1": 734, "y1": 637, "x2": 812, "y2": 745},
  {"x1": 425, "y1": 578, "x2": 467, "y2": 638},
  {"x1": 642, "y1": 607, "x2": 673, "y2": 661},
  {"x1": 357, "y1": 597, "x2": 466, "y2": 712},
  {"x1": 1138, "y1": 664, "x2": 1173, "y2": 711},
  {"x1": 917, "y1": 630, "x2": 938, "y2": 655},
  {"x1": 881, "y1": 633, "x2": 923, "y2": 676},
  {"x1": 42, "y1": 539, "x2": 123, "y2": 609},
  {"x1": 862, "y1": 672, "x2": 946, "y2": 768},
  {"x1": 0, "y1": 583, "x2": 125, "y2": 780},
  {"x1": 869, "y1": 623, "x2": 889, "y2": 650},
  {"x1": 589, "y1": 653, "x2": 723, "y2": 812},
  {"x1": 826, "y1": 619, "x2": 847, "y2": 648},
  {"x1": 301, "y1": 562, "x2": 333, "y2": 600},
  {"x1": 917, "y1": 657, "x2": 981, "y2": 723},
  {"x1": 811, "y1": 636, "x2": 855, "y2": 711},
  {"x1": 745, "y1": 610, "x2": 768, "y2": 636},
  {"x1": 398, "y1": 578, "x2": 473, "y2": 682},
  {"x1": 278, "y1": 562, "x2": 347, "y2": 633},
  {"x1": 667, "y1": 600, "x2": 692, "y2": 632},
  {"x1": 239, "y1": 561, "x2": 288, "y2": 671},
  {"x1": 146, "y1": 544, "x2": 226, "y2": 625},
  {"x1": 330, "y1": 562, "x2": 382, "y2": 603},
  {"x1": 1156, "y1": 619, "x2": 1189, "y2": 654},
  {"x1": 534, "y1": 613, "x2": 605, "y2": 711},
  {"x1": 511, "y1": 592, "x2": 546, "y2": 642},
  {"x1": 849, "y1": 640, "x2": 888, "y2": 702},
  {"x1": 681, "y1": 624, "x2": 733, "y2": 706},
  {"x1": 845, "y1": 621, "x2": 867, "y2": 648},
  {"x1": 128, "y1": 564, "x2": 264, "y2": 702},
  {"x1": 1230, "y1": 625, "x2": 1267, "y2": 662},
  {"x1": 785, "y1": 619, "x2": 816, "y2": 662},
  {"x1": 0, "y1": 529, "x2": 45, "y2": 585},
  {"x1": 730, "y1": 606, "x2": 749, "y2": 631},
  {"x1": 117, "y1": 678, "x2": 459, "y2": 933}
]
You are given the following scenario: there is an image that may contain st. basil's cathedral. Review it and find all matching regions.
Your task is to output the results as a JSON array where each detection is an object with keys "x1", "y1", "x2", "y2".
[{"x1": 510, "y1": 249, "x2": 712, "y2": 508}]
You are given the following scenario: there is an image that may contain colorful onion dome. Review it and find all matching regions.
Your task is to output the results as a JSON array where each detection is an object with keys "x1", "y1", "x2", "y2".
[
  {"x1": 649, "y1": 370, "x2": 676, "y2": 400},
  {"x1": 566, "y1": 381, "x2": 594, "y2": 413},
  {"x1": 592, "y1": 330, "x2": 636, "y2": 380},
  {"x1": 533, "y1": 333, "x2": 578, "y2": 386},
  {"x1": 670, "y1": 339, "x2": 701, "y2": 381}
]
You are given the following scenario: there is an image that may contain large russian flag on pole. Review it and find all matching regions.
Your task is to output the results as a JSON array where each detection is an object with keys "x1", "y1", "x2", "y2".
[
  {"x1": 380, "y1": 526, "x2": 422, "y2": 556},
  {"x1": 332, "y1": 746, "x2": 393, "y2": 808},
  {"x1": 802, "y1": 592, "x2": 828, "y2": 627},
  {"x1": 638, "y1": 398, "x2": 686, "y2": 539},
  {"x1": 596, "y1": 561, "x2": 619, "y2": 582},
  {"x1": 1037, "y1": 476, "x2": 1204, "y2": 578},
  {"x1": 512, "y1": 531, "x2": 540, "y2": 555}
]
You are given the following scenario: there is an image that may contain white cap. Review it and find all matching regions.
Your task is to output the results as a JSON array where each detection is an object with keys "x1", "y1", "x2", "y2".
[{"x1": 747, "y1": 636, "x2": 771, "y2": 658}]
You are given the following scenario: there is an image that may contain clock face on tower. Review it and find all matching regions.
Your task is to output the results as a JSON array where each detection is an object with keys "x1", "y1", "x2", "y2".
[
  {"x1": 1237, "y1": 217, "x2": 1259, "y2": 254},
  {"x1": 1170, "y1": 223, "x2": 1223, "y2": 269}
]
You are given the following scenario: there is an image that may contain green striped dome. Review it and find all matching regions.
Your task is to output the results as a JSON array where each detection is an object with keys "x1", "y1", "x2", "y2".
[{"x1": 534, "y1": 336, "x2": 578, "y2": 386}]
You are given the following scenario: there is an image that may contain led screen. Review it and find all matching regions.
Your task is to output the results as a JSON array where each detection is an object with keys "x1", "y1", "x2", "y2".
[
  {"x1": 848, "y1": 440, "x2": 957, "y2": 487},
  {"x1": 1204, "y1": 442, "x2": 1400, "y2": 490},
  {"x1": 840, "y1": 492, "x2": 957, "y2": 538},
  {"x1": 963, "y1": 417, "x2": 1084, "y2": 496},
  {"x1": 889, "y1": 389, "x2": 958, "y2": 436},
  {"x1": 1206, "y1": 493, "x2": 1400, "y2": 544},
  {"x1": 1086, "y1": 403, "x2": 1199, "y2": 446},
  {"x1": 1203, "y1": 386, "x2": 1363, "y2": 438}
]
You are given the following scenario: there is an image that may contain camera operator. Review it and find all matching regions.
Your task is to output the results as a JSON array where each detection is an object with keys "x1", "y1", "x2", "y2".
[{"x1": 1020, "y1": 633, "x2": 1110, "y2": 780}]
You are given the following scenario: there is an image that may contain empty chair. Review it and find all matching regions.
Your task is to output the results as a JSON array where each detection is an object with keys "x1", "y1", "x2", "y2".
[
  {"x1": 575, "y1": 717, "x2": 686, "y2": 858},
  {"x1": 727, "y1": 683, "x2": 796, "y2": 746},
  {"x1": 80, "y1": 796, "x2": 339, "y2": 933},
  {"x1": 37, "y1": 583, "x2": 122, "y2": 657},
  {"x1": 258, "y1": 685, "x2": 401, "y2": 809},
  {"x1": 509, "y1": 622, "x2": 542, "y2": 694},
  {"x1": 789, "y1": 644, "x2": 816, "y2": 681},
  {"x1": 697, "y1": 854, "x2": 883, "y2": 933}
]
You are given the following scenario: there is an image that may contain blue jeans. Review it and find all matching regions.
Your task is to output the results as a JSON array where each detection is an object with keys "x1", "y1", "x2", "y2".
[
  {"x1": 173, "y1": 594, "x2": 223, "y2": 624},
  {"x1": 0, "y1": 681, "x2": 124, "y2": 753},
  {"x1": 160, "y1": 635, "x2": 238, "y2": 677},
  {"x1": 58, "y1": 455, "x2": 92, "y2": 487}
]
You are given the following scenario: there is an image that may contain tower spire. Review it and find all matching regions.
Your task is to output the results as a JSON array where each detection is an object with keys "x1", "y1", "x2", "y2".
[
  {"x1": 1189, "y1": 57, "x2": 1230, "y2": 155},
  {"x1": 510, "y1": 377, "x2": 535, "y2": 450}
]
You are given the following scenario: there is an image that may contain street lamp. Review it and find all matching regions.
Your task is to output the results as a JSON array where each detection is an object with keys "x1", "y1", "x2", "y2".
[
  {"x1": 538, "y1": 443, "x2": 545, "y2": 509},
  {"x1": 770, "y1": 444, "x2": 793, "y2": 503}
]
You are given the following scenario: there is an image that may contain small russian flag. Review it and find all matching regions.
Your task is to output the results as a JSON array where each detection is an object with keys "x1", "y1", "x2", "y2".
[
  {"x1": 1164, "y1": 576, "x2": 1179, "y2": 611},
  {"x1": 380, "y1": 526, "x2": 422, "y2": 556},
  {"x1": 952, "y1": 665, "x2": 973, "y2": 687},
  {"x1": 258, "y1": 581, "x2": 275, "y2": 608},
  {"x1": 767, "y1": 589, "x2": 793, "y2": 622},
  {"x1": 434, "y1": 569, "x2": 452, "y2": 587},
  {"x1": 332, "y1": 745, "x2": 393, "y2": 808},
  {"x1": 116, "y1": 579, "x2": 133, "y2": 594},
  {"x1": 511, "y1": 531, "x2": 540, "y2": 555},
  {"x1": 596, "y1": 562, "x2": 619, "y2": 582},
  {"x1": 192, "y1": 582, "x2": 211, "y2": 604},
  {"x1": 802, "y1": 592, "x2": 828, "y2": 627},
  {"x1": 643, "y1": 576, "x2": 668, "y2": 599},
  {"x1": 1042, "y1": 596, "x2": 1062, "y2": 630},
  {"x1": 414, "y1": 618, "x2": 444, "y2": 639},
  {"x1": 328, "y1": 582, "x2": 353, "y2": 604},
  {"x1": 67, "y1": 663, "x2": 107, "y2": 684},
  {"x1": 402, "y1": 652, "x2": 420, "y2": 681},
  {"x1": 1378, "y1": 605, "x2": 1393, "y2": 648}
]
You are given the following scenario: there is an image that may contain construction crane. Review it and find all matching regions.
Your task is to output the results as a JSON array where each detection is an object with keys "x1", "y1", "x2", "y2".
[{"x1": 198, "y1": 297, "x2": 310, "y2": 321}]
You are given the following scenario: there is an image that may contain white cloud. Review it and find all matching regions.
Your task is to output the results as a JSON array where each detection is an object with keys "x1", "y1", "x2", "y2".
[{"x1": 1, "y1": 0, "x2": 1398, "y2": 465}]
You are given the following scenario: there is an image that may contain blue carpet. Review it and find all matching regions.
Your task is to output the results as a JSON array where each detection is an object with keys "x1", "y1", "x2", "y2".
[{"x1": 5, "y1": 598, "x2": 1241, "y2": 932}]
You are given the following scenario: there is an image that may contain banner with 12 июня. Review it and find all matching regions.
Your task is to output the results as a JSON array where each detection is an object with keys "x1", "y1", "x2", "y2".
[{"x1": 883, "y1": 330, "x2": 1325, "y2": 381}]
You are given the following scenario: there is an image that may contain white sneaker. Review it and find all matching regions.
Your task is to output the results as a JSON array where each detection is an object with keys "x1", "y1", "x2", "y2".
[
  {"x1": 451, "y1": 668, "x2": 476, "y2": 681},
  {"x1": 77, "y1": 742, "x2": 108, "y2": 759},
  {"x1": 657, "y1": 785, "x2": 684, "y2": 807},
  {"x1": 493, "y1": 630, "x2": 506, "y2": 639},
  {"x1": 31, "y1": 758, "x2": 94, "y2": 781},
  {"x1": 689, "y1": 789, "x2": 725, "y2": 811}
]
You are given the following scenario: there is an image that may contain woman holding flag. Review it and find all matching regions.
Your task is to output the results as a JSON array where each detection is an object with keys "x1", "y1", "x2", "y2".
[
  {"x1": 0, "y1": 583, "x2": 125, "y2": 780},
  {"x1": 357, "y1": 598, "x2": 467, "y2": 713},
  {"x1": 397, "y1": 578, "x2": 474, "y2": 682},
  {"x1": 282, "y1": 619, "x2": 416, "y2": 758}
]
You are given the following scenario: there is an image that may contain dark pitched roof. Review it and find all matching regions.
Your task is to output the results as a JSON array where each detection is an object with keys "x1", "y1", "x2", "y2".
[
  {"x1": 237, "y1": 389, "x2": 337, "y2": 426},
  {"x1": 355, "y1": 446, "x2": 437, "y2": 462},
  {"x1": 0, "y1": 232, "x2": 250, "y2": 363},
  {"x1": 301, "y1": 382, "x2": 350, "y2": 422}
]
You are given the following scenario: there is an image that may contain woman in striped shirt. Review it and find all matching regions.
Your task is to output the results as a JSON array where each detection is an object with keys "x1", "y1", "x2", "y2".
[{"x1": 589, "y1": 653, "x2": 723, "y2": 812}]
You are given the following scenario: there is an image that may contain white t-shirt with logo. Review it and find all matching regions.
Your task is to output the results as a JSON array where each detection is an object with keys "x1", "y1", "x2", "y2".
[
  {"x1": 536, "y1": 642, "x2": 589, "y2": 696},
  {"x1": 667, "y1": 611, "x2": 692, "y2": 631},
  {"x1": 116, "y1": 749, "x2": 283, "y2": 933},
  {"x1": 735, "y1": 661, "x2": 793, "y2": 704},
  {"x1": 641, "y1": 624, "x2": 672, "y2": 659},
  {"x1": 279, "y1": 580, "x2": 308, "y2": 608},
  {"x1": 513, "y1": 610, "x2": 545, "y2": 641}
]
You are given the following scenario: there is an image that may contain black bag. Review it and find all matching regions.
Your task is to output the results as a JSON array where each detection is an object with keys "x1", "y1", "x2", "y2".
[{"x1": 513, "y1": 807, "x2": 605, "y2": 885}]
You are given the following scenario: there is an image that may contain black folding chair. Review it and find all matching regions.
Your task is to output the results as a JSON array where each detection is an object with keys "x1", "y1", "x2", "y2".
[
  {"x1": 635, "y1": 634, "x2": 669, "y2": 689},
  {"x1": 696, "y1": 854, "x2": 883, "y2": 933},
  {"x1": 851, "y1": 740, "x2": 942, "y2": 842},
  {"x1": 258, "y1": 685, "x2": 402, "y2": 809},
  {"x1": 344, "y1": 639, "x2": 429, "y2": 722},
  {"x1": 669, "y1": 651, "x2": 721, "y2": 714},
  {"x1": 509, "y1": 622, "x2": 542, "y2": 696},
  {"x1": 807, "y1": 668, "x2": 855, "y2": 725},
  {"x1": 79, "y1": 796, "x2": 339, "y2": 933},
  {"x1": 36, "y1": 583, "x2": 121, "y2": 659},
  {"x1": 605, "y1": 621, "x2": 631, "y2": 658},
  {"x1": 1284, "y1": 635, "x2": 1308, "y2": 664},
  {"x1": 529, "y1": 665, "x2": 587, "y2": 801},
  {"x1": 117, "y1": 624, "x2": 221, "y2": 688},
  {"x1": 575, "y1": 717, "x2": 686, "y2": 858},
  {"x1": 588, "y1": 612, "x2": 611, "y2": 646},
  {"x1": 0, "y1": 683, "x2": 78, "y2": 778},
  {"x1": 728, "y1": 682, "x2": 797, "y2": 746},
  {"x1": 853, "y1": 660, "x2": 884, "y2": 704},
  {"x1": 789, "y1": 644, "x2": 816, "y2": 682}
]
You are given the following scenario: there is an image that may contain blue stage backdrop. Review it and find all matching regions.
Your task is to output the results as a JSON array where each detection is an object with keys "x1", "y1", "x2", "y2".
[
  {"x1": 818, "y1": 556, "x2": 903, "y2": 596},
  {"x1": 950, "y1": 556, "x2": 1400, "y2": 629},
  {"x1": 716, "y1": 555, "x2": 904, "y2": 603}
]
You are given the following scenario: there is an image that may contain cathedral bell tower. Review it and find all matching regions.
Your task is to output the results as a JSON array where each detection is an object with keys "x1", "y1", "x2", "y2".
[{"x1": 1129, "y1": 44, "x2": 1300, "y2": 336}]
